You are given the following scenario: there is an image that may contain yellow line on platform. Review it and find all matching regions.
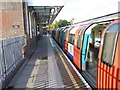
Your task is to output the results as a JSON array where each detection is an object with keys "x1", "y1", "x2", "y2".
[{"x1": 56, "y1": 48, "x2": 80, "y2": 88}]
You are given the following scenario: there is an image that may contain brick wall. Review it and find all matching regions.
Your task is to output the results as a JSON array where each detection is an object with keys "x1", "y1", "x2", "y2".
[
  {"x1": 0, "y1": 1, "x2": 24, "y2": 39},
  {"x1": 0, "y1": 1, "x2": 25, "y2": 89}
]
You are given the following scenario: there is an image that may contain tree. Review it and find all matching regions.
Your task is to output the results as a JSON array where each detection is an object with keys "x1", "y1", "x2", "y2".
[
  {"x1": 45, "y1": 19, "x2": 73, "y2": 30},
  {"x1": 56, "y1": 20, "x2": 71, "y2": 28}
]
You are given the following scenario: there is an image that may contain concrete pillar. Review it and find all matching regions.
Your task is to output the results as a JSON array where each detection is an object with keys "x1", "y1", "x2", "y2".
[{"x1": 29, "y1": 12, "x2": 32, "y2": 38}]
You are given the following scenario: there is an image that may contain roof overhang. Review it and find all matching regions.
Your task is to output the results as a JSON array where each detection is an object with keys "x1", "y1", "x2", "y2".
[{"x1": 28, "y1": 0, "x2": 64, "y2": 26}]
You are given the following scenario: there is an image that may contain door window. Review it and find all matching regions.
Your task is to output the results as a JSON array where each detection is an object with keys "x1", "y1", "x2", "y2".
[
  {"x1": 101, "y1": 23, "x2": 120, "y2": 67},
  {"x1": 77, "y1": 26, "x2": 87, "y2": 49},
  {"x1": 68, "y1": 34, "x2": 75, "y2": 45}
]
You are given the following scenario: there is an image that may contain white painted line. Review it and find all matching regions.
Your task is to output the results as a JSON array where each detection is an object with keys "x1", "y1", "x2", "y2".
[{"x1": 50, "y1": 37, "x2": 91, "y2": 88}]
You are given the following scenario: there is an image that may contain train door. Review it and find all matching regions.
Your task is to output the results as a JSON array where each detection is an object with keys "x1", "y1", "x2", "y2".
[
  {"x1": 61, "y1": 27, "x2": 69, "y2": 50},
  {"x1": 97, "y1": 19, "x2": 120, "y2": 89},
  {"x1": 67, "y1": 26, "x2": 80, "y2": 61},
  {"x1": 55, "y1": 28, "x2": 59, "y2": 41},
  {"x1": 74, "y1": 25, "x2": 89, "y2": 69},
  {"x1": 58, "y1": 28, "x2": 64, "y2": 46},
  {"x1": 52, "y1": 30, "x2": 55, "y2": 38},
  {"x1": 64, "y1": 26, "x2": 73, "y2": 53},
  {"x1": 81, "y1": 22, "x2": 110, "y2": 88},
  {"x1": 57, "y1": 28, "x2": 61, "y2": 43}
]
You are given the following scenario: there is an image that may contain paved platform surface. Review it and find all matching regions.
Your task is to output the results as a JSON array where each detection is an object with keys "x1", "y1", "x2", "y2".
[{"x1": 8, "y1": 35, "x2": 90, "y2": 89}]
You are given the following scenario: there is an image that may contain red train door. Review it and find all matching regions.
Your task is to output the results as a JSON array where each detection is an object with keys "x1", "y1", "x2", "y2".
[
  {"x1": 97, "y1": 19, "x2": 120, "y2": 89},
  {"x1": 64, "y1": 26, "x2": 73, "y2": 53},
  {"x1": 74, "y1": 26, "x2": 83, "y2": 69},
  {"x1": 74, "y1": 24, "x2": 91, "y2": 69}
]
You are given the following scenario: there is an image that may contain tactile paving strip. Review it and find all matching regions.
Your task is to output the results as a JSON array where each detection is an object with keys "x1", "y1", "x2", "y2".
[
  {"x1": 33, "y1": 60, "x2": 49, "y2": 88},
  {"x1": 53, "y1": 45, "x2": 87, "y2": 88}
]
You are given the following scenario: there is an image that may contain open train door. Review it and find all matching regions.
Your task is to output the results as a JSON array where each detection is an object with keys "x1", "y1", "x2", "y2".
[
  {"x1": 74, "y1": 24, "x2": 91, "y2": 70},
  {"x1": 97, "y1": 19, "x2": 120, "y2": 89}
]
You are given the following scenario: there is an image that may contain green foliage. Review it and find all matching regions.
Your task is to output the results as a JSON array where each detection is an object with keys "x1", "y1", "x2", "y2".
[
  {"x1": 45, "y1": 19, "x2": 74, "y2": 30},
  {"x1": 55, "y1": 20, "x2": 71, "y2": 28}
]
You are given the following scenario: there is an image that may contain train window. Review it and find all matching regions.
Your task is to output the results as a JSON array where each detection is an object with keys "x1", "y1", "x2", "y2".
[
  {"x1": 77, "y1": 32, "x2": 82, "y2": 49},
  {"x1": 59, "y1": 31, "x2": 62, "y2": 43},
  {"x1": 101, "y1": 23, "x2": 120, "y2": 67},
  {"x1": 63, "y1": 27, "x2": 68, "y2": 41},
  {"x1": 68, "y1": 34, "x2": 71, "y2": 43},
  {"x1": 77, "y1": 26, "x2": 87, "y2": 49},
  {"x1": 71, "y1": 34, "x2": 75, "y2": 44},
  {"x1": 68, "y1": 34, "x2": 75, "y2": 45},
  {"x1": 64, "y1": 31, "x2": 67, "y2": 41},
  {"x1": 64, "y1": 27, "x2": 72, "y2": 41}
]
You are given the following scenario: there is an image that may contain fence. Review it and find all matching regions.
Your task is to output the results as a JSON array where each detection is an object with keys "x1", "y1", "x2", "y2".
[{"x1": 0, "y1": 36, "x2": 24, "y2": 89}]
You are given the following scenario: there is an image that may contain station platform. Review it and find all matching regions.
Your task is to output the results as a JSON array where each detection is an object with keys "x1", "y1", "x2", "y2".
[{"x1": 8, "y1": 34, "x2": 90, "y2": 89}]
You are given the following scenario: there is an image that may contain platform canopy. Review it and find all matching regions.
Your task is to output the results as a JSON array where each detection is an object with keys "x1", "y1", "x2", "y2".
[{"x1": 28, "y1": 0, "x2": 64, "y2": 26}]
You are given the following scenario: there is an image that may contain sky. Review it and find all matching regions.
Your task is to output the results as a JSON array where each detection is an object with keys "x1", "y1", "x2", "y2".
[
  {"x1": 54, "y1": 0, "x2": 120, "y2": 23},
  {"x1": 28, "y1": 0, "x2": 64, "y2": 6},
  {"x1": 28, "y1": 0, "x2": 120, "y2": 23}
]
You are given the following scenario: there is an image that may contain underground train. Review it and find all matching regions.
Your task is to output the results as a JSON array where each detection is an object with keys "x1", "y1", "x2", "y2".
[{"x1": 51, "y1": 15, "x2": 120, "y2": 88}]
